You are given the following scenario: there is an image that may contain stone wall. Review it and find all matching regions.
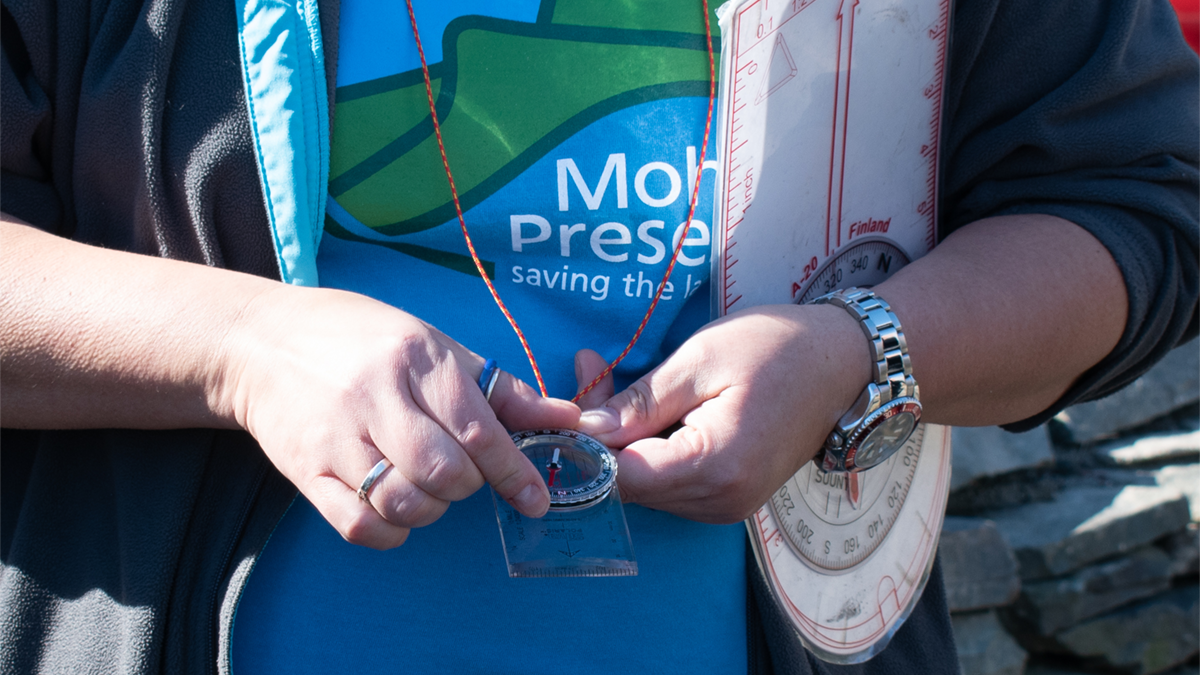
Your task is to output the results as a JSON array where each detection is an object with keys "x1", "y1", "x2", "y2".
[{"x1": 940, "y1": 340, "x2": 1199, "y2": 675}]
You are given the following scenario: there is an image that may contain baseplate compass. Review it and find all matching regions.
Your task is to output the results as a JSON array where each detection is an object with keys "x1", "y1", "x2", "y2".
[
  {"x1": 712, "y1": 0, "x2": 953, "y2": 662},
  {"x1": 492, "y1": 429, "x2": 637, "y2": 577}
]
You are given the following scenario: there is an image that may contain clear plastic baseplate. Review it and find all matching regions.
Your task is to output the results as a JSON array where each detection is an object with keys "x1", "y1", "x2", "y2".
[{"x1": 492, "y1": 429, "x2": 638, "y2": 578}]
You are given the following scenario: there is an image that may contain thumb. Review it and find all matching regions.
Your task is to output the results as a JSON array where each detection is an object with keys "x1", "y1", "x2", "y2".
[
  {"x1": 573, "y1": 348, "x2": 615, "y2": 410},
  {"x1": 576, "y1": 355, "x2": 706, "y2": 449}
]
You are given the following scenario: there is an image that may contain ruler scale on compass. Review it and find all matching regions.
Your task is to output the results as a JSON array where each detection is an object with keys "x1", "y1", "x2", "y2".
[
  {"x1": 712, "y1": 0, "x2": 953, "y2": 663},
  {"x1": 492, "y1": 429, "x2": 637, "y2": 578}
]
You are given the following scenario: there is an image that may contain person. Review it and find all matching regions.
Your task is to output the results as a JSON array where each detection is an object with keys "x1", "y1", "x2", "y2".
[{"x1": 1, "y1": 0, "x2": 1196, "y2": 673}]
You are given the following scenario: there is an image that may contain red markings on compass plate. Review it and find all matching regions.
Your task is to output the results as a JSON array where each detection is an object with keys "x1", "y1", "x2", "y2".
[
  {"x1": 734, "y1": 0, "x2": 816, "y2": 57},
  {"x1": 721, "y1": 0, "x2": 815, "y2": 315},
  {"x1": 877, "y1": 576, "x2": 901, "y2": 622},
  {"x1": 923, "y1": 0, "x2": 951, "y2": 250},
  {"x1": 825, "y1": 0, "x2": 858, "y2": 256},
  {"x1": 766, "y1": 529, "x2": 782, "y2": 547}
]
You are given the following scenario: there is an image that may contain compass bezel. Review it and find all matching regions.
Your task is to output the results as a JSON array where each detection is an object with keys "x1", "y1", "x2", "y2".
[{"x1": 510, "y1": 429, "x2": 617, "y2": 511}]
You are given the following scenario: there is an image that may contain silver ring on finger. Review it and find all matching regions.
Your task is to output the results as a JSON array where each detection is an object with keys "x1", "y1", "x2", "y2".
[
  {"x1": 357, "y1": 458, "x2": 392, "y2": 502},
  {"x1": 478, "y1": 358, "x2": 501, "y2": 403}
]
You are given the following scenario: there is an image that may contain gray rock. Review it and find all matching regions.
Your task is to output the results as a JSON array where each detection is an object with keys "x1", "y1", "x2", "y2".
[
  {"x1": 1023, "y1": 666, "x2": 1092, "y2": 675},
  {"x1": 984, "y1": 484, "x2": 1192, "y2": 580},
  {"x1": 952, "y1": 426, "x2": 1055, "y2": 492},
  {"x1": 1022, "y1": 662, "x2": 1200, "y2": 672},
  {"x1": 941, "y1": 517, "x2": 1021, "y2": 612},
  {"x1": 1043, "y1": 586, "x2": 1199, "y2": 675},
  {"x1": 1156, "y1": 463, "x2": 1200, "y2": 521},
  {"x1": 947, "y1": 472, "x2": 1062, "y2": 515},
  {"x1": 1025, "y1": 665, "x2": 1200, "y2": 675},
  {"x1": 952, "y1": 610, "x2": 1029, "y2": 675},
  {"x1": 1160, "y1": 523, "x2": 1199, "y2": 578},
  {"x1": 1007, "y1": 547, "x2": 1173, "y2": 635},
  {"x1": 1056, "y1": 340, "x2": 1199, "y2": 444},
  {"x1": 1100, "y1": 431, "x2": 1200, "y2": 466},
  {"x1": 1183, "y1": 411, "x2": 1200, "y2": 433}
]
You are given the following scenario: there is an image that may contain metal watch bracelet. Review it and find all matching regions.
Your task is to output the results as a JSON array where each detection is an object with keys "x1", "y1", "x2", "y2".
[
  {"x1": 814, "y1": 287, "x2": 917, "y2": 404},
  {"x1": 811, "y1": 287, "x2": 921, "y2": 472}
]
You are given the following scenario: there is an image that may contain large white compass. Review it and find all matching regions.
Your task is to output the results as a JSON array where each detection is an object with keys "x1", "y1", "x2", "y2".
[
  {"x1": 712, "y1": 0, "x2": 953, "y2": 662},
  {"x1": 749, "y1": 424, "x2": 951, "y2": 662}
]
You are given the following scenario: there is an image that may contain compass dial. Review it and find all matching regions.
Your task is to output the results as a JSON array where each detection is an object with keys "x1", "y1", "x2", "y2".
[
  {"x1": 796, "y1": 238, "x2": 911, "y2": 304},
  {"x1": 770, "y1": 425, "x2": 923, "y2": 571},
  {"x1": 511, "y1": 429, "x2": 616, "y2": 512}
]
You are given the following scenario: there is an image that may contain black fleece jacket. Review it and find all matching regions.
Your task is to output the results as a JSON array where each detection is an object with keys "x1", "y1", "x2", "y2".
[{"x1": 1, "y1": 0, "x2": 1196, "y2": 673}]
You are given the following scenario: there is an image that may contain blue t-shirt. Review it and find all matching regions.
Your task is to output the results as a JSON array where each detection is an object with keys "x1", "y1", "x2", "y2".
[{"x1": 232, "y1": 2, "x2": 747, "y2": 672}]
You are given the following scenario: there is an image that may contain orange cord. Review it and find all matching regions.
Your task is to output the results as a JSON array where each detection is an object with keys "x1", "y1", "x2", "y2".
[{"x1": 404, "y1": 0, "x2": 717, "y2": 402}]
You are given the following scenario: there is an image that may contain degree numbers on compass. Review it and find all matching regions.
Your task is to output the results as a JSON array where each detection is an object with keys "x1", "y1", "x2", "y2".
[
  {"x1": 793, "y1": 238, "x2": 912, "y2": 304},
  {"x1": 769, "y1": 425, "x2": 924, "y2": 571}
]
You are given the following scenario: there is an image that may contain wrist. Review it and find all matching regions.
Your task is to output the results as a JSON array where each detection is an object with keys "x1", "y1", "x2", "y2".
[
  {"x1": 205, "y1": 280, "x2": 296, "y2": 431},
  {"x1": 788, "y1": 302, "x2": 876, "y2": 430}
]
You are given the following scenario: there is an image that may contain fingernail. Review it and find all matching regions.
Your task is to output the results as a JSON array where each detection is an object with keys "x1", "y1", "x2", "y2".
[
  {"x1": 513, "y1": 483, "x2": 548, "y2": 518},
  {"x1": 578, "y1": 406, "x2": 621, "y2": 435}
]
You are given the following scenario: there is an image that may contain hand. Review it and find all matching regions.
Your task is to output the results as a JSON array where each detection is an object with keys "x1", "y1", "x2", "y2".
[
  {"x1": 224, "y1": 285, "x2": 580, "y2": 549},
  {"x1": 574, "y1": 304, "x2": 869, "y2": 524}
]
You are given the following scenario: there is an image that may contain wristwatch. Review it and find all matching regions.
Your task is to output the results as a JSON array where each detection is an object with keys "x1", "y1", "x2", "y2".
[{"x1": 811, "y1": 288, "x2": 922, "y2": 473}]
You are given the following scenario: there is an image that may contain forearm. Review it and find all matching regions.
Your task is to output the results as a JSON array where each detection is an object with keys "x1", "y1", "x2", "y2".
[
  {"x1": 875, "y1": 213, "x2": 1128, "y2": 427},
  {"x1": 0, "y1": 214, "x2": 277, "y2": 429},
  {"x1": 1, "y1": 214, "x2": 577, "y2": 541}
]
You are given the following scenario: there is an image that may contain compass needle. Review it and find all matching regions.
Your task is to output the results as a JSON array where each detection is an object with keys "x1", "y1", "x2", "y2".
[{"x1": 546, "y1": 447, "x2": 562, "y2": 488}]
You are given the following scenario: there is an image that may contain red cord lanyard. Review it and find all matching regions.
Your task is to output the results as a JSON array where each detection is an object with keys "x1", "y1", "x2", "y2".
[{"x1": 403, "y1": 1, "x2": 717, "y2": 402}]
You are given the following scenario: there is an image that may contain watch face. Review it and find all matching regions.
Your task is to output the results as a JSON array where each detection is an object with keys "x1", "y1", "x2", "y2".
[{"x1": 850, "y1": 400, "x2": 920, "y2": 470}]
